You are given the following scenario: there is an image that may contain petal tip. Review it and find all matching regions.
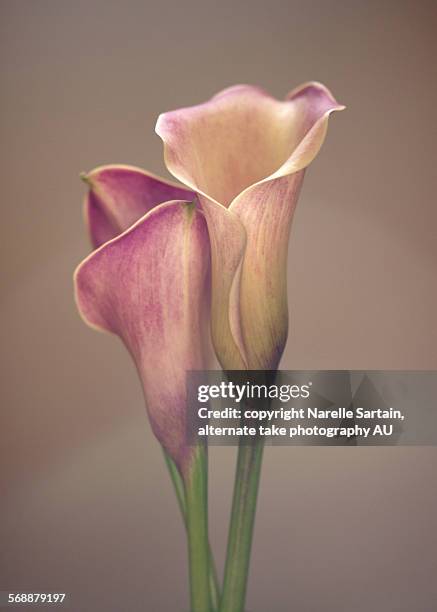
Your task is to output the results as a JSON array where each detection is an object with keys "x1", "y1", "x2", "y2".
[
  {"x1": 80, "y1": 171, "x2": 91, "y2": 186},
  {"x1": 287, "y1": 80, "x2": 345, "y2": 115},
  {"x1": 155, "y1": 112, "x2": 170, "y2": 139}
]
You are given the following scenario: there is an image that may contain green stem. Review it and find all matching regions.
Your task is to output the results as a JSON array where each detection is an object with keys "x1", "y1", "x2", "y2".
[
  {"x1": 164, "y1": 450, "x2": 187, "y2": 517},
  {"x1": 164, "y1": 450, "x2": 220, "y2": 611},
  {"x1": 220, "y1": 437, "x2": 264, "y2": 612},
  {"x1": 183, "y1": 444, "x2": 212, "y2": 612}
]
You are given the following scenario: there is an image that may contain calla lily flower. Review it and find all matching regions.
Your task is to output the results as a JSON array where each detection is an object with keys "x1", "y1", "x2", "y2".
[
  {"x1": 76, "y1": 167, "x2": 218, "y2": 610},
  {"x1": 74, "y1": 199, "x2": 211, "y2": 473},
  {"x1": 156, "y1": 82, "x2": 344, "y2": 370}
]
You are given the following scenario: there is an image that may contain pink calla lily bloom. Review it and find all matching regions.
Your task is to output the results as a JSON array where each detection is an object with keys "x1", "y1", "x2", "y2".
[
  {"x1": 156, "y1": 82, "x2": 344, "y2": 370},
  {"x1": 75, "y1": 194, "x2": 211, "y2": 472}
]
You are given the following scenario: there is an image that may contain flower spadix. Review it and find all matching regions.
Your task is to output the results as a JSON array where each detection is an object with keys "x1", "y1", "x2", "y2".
[{"x1": 156, "y1": 83, "x2": 344, "y2": 370}]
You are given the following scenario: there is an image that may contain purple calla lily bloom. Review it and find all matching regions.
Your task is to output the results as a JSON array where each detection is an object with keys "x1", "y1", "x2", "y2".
[{"x1": 75, "y1": 200, "x2": 211, "y2": 472}]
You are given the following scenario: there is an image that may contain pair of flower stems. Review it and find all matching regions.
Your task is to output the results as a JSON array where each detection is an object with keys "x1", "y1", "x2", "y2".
[{"x1": 165, "y1": 437, "x2": 264, "y2": 612}]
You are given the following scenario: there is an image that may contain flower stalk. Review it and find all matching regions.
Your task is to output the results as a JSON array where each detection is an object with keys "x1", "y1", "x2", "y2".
[
  {"x1": 220, "y1": 436, "x2": 264, "y2": 612},
  {"x1": 183, "y1": 444, "x2": 212, "y2": 612},
  {"x1": 164, "y1": 450, "x2": 221, "y2": 611}
]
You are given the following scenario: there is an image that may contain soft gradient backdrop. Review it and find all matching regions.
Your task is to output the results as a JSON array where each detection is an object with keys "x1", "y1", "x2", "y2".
[{"x1": 1, "y1": 1, "x2": 436, "y2": 610}]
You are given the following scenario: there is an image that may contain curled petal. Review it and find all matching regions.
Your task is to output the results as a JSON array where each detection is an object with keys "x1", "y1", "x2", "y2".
[
  {"x1": 156, "y1": 83, "x2": 344, "y2": 369},
  {"x1": 230, "y1": 173, "x2": 304, "y2": 369},
  {"x1": 197, "y1": 195, "x2": 248, "y2": 370},
  {"x1": 75, "y1": 201, "x2": 211, "y2": 471},
  {"x1": 82, "y1": 164, "x2": 194, "y2": 248},
  {"x1": 229, "y1": 85, "x2": 344, "y2": 369}
]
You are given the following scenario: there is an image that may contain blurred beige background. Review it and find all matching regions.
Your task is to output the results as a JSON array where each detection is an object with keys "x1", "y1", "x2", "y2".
[{"x1": 1, "y1": 1, "x2": 436, "y2": 610}]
